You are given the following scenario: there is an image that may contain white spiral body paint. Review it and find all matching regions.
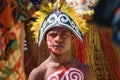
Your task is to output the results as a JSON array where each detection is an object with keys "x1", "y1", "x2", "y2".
[{"x1": 47, "y1": 67, "x2": 84, "y2": 80}]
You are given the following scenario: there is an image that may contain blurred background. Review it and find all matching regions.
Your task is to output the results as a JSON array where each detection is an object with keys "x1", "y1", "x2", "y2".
[{"x1": 0, "y1": 0, "x2": 120, "y2": 80}]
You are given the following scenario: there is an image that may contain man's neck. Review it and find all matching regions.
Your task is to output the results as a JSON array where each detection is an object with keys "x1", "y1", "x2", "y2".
[{"x1": 49, "y1": 51, "x2": 74, "y2": 64}]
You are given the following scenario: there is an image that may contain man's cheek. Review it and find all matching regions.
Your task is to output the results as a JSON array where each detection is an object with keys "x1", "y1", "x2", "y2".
[{"x1": 47, "y1": 41, "x2": 53, "y2": 49}]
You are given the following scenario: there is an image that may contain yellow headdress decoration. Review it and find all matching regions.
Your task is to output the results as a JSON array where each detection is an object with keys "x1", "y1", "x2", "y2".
[{"x1": 31, "y1": 0, "x2": 88, "y2": 46}]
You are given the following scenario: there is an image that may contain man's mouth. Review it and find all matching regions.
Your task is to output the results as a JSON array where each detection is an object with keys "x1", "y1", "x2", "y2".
[{"x1": 53, "y1": 45, "x2": 63, "y2": 48}]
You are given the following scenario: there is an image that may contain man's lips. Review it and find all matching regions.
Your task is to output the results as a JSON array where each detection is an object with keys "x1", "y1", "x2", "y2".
[{"x1": 53, "y1": 45, "x2": 63, "y2": 48}]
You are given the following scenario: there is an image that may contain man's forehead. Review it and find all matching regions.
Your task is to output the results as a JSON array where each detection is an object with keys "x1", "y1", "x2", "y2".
[{"x1": 47, "y1": 27, "x2": 71, "y2": 33}]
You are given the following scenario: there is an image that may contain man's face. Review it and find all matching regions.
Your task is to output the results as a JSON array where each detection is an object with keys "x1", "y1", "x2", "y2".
[{"x1": 46, "y1": 27, "x2": 73, "y2": 54}]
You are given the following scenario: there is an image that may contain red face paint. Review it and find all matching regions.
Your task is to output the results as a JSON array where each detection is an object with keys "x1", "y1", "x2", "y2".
[
  {"x1": 46, "y1": 27, "x2": 72, "y2": 54},
  {"x1": 46, "y1": 31, "x2": 65, "y2": 54},
  {"x1": 47, "y1": 37, "x2": 54, "y2": 50}
]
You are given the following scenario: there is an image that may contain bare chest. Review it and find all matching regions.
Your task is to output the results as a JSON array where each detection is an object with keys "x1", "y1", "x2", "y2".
[{"x1": 45, "y1": 67, "x2": 84, "y2": 80}]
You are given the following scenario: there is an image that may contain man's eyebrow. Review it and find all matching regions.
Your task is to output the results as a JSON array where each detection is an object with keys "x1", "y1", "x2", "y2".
[
  {"x1": 62, "y1": 30, "x2": 71, "y2": 33},
  {"x1": 62, "y1": 30, "x2": 70, "y2": 32},
  {"x1": 62, "y1": 31, "x2": 67, "y2": 33},
  {"x1": 47, "y1": 31, "x2": 57, "y2": 34}
]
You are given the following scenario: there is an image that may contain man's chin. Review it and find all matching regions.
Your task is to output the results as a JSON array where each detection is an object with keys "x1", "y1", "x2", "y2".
[
  {"x1": 53, "y1": 51, "x2": 62, "y2": 55},
  {"x1": 52, "y1": 50, "x2": 62, "y2": 55}
]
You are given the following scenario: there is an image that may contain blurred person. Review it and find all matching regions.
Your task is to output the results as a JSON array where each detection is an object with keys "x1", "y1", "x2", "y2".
[
  {"x1": 93, "y1": 0, "x2": 120, "y2": 46},
  {"x1": 0, "y1": 0, "x2": 26, "y2": 79}
]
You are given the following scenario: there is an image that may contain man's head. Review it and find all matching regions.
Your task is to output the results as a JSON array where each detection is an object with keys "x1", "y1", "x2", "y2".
[
  {"x1": 45, "y1": 26, "x2": 74, "y2": 54},
  {"x1": 38, "y1": 10, "x2": 83, "y2": 46},
  {"x1": 31, "y1": 1, "x2": 88, "y2": 47}
]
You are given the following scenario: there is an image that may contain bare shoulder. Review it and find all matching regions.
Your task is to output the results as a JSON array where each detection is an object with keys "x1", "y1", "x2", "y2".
[
  {"x1": 75, "y1": 61, "x2": 94, "y2": 80},
  {"x1": 28, "y1": 61, "x2": 47, "y2": 80},
  {"x1": 80, "y1": 63, "x2": 94, "y2": 80}
]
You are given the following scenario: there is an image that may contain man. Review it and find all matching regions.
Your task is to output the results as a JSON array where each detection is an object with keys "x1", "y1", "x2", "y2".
[{"x1": 28, "y1": 0, "x2": 94, "y2": 80}]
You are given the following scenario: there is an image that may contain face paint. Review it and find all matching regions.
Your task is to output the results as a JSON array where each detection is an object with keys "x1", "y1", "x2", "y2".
[
  {"x1": 46, "y1": 27, "x2": 72, "y2": 54},
  {"x1": 46, "y1": 31, "x2": 64, "y2": 54},
  {"x1": 47, "y1": 37, "x2": 53, "y2": 49},
  {"x1": 47, "y1": 67, "x2": 84, "y2": 80}
]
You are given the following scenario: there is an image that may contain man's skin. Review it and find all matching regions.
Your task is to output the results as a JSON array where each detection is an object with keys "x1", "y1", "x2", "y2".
[{"x1": 28, "y1": 27, "x2": 94, "y2": 80}]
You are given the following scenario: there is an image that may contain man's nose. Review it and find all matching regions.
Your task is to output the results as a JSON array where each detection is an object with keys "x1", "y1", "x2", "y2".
[{"x1": 54, "y1": 35, "x2": 63, "y2": 42}]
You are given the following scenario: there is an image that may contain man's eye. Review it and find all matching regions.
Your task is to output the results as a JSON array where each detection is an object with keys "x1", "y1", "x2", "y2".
[
  {"x1": 49, "y1": 34, "x2": 57, "y2": 37},
  {"x1": 62, "y1": 34, "x2": 68, "y2": 37}
]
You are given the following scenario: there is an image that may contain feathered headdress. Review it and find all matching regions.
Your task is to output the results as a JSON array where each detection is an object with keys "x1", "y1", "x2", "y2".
[{"x1": 31, "y1": 0, "x2": 89, "y2": 46}]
